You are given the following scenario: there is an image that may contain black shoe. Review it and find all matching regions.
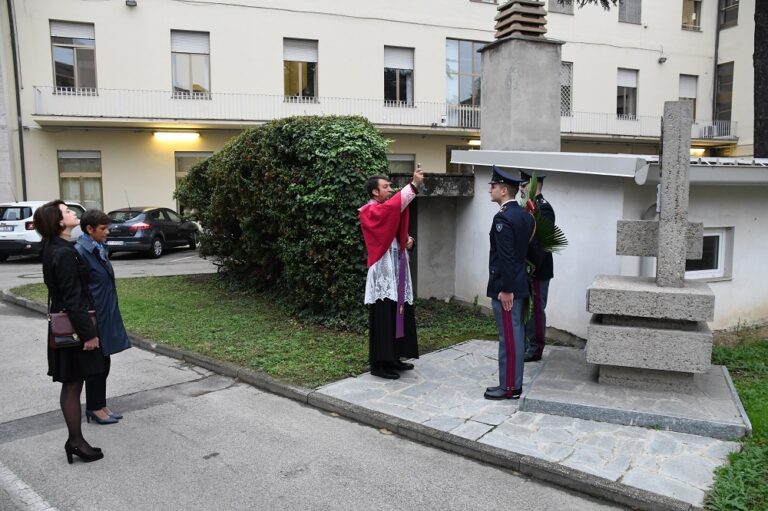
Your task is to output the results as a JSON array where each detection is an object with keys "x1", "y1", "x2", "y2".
[
  {"x1": 65, "y1": 441, "x2": 104, "y2": 464},
  {"x1": 485, "y1": 385, "x2": 500, "y2": 393},
  {"x1": 524, "y1": 353, "x2": 542, "y2": 362},
  {"x1": 371, "y1": 365, "x2": 400, "y2": 380},
  {"x1": 484, "y1": 387, "x2": 522, "y2": 400},
  {"x1": 389, "y1": 360, "x2": 414, "y2": 371}
]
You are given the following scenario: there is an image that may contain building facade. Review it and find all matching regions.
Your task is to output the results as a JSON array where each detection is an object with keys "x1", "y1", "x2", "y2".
[{"x1": 0, "y1": 0, "x2": 756, "y2": 210}]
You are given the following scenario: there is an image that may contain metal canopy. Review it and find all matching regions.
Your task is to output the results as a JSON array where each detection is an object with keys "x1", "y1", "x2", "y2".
[{"x1": 451, "y1": 150, "x2": 768, "y2": 186}]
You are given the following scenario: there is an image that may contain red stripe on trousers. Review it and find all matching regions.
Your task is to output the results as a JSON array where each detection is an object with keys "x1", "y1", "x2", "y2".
[{"x1": 501, "y1": 307, "x2": 516, "y2": 397}]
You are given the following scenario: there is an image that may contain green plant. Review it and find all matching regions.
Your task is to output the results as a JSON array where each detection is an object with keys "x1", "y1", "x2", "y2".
[{"x1": 175, "y1": 116, "x2": 390, "y2": 328}]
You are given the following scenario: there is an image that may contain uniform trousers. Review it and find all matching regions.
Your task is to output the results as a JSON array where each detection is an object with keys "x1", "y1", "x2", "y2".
[
  {"x1": 525, "y1": 278, "x2": 550, "y2": 357},
  {"x1": 492, "y1": 297, "x2": 526, "y2": 391}
]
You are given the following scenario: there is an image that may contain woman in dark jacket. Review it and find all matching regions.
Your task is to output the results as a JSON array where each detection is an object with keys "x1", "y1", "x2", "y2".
[
  {"x1": 75, "y1": 209, "x2": 131, "y2": 424},
  {"x1": 35, "y1": 200, "x2": 105, "y2": 464}
]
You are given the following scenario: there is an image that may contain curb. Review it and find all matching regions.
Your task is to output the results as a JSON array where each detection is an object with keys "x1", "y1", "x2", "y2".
[{"x1": 1, "y1": 289, "x2": 703, "y2": 511}]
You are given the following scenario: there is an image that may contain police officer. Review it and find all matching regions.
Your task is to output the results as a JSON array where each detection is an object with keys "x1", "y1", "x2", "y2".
[
  {"x1": 485, "y1": 166, "x2": 535, "y2": 400},
  {"x1": 520, "y1": 170, "x2": 555, "y2": 362}
]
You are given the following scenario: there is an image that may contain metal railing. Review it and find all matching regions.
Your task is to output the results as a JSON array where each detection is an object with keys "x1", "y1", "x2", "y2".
[
  {"x1": 32, "y1": 87, "x2": 738, "y2": 140},
  {"x1": 561, "y1": 111, "x2": 738, "y2": 140},
  {"x1": 33, "y1": 86, "x2": 481, "y2": 129}
]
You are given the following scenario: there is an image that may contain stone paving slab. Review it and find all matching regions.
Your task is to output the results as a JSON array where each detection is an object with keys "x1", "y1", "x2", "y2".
[
  {"x1": 522, "y1": 349, "x2": 750, "y2": 439},
  {"x1": 317, "y1": 342, "x2": 742, "y2": 508}
]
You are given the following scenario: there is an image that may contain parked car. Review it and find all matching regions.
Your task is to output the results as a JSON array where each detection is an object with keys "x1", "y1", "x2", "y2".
[
  {"x1": 0, "y1": 201, "x2": 85, "y2": 261},
  {"x1": 106, "y1": 207, "x2": 199, "y2": 258}
]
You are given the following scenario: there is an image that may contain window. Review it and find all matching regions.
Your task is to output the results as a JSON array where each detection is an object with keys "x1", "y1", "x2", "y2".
[
  {"x1": 387, "y1": 154, "x2": 415, "y2": 174},
  {"x1": 384, "y1": 47, "x2": 414, "y2": 106},
  {"x1": 715, "y1": 62, "x2": 734, "y2": 122},
  {"x1": 685, "y1": 228, "x2": 732, "y2": 279},
  {"x1": 619, "y1": 0, "x2": 642, "y2": 24},
  {"x1": 50, "y1": 21, "x2": 96, "y2": 94},
  {"x1": 719, "y1": 0, "x2": 739, "y2": 28},
  {"x1": 171, "y1": 30, "x2": 210, "y2": 99},
  {"x1": 679, "y1": 74, "x2": 698, "y2": 119},
  {"x1": 617, "y1": 68, "x2": 638, "y2": 119},
  {"x1": 560, "y1": 62, "x2": 573, "y2": 116},
  {"x1": 57, "y1": 151, "x2": 102, "y2": 210},
  {"x1": 284, "y1": 38, "x2": 318, "y2": 101},
  {"x1": 548, "y1": 0, "x2": 574, "y2": 15},
  {"x1": 446, "y1": 39, "x2": 484, "y2": 107},
  {"x1": 446, "y1": 145, "x2": 474, "y2": 174},
  {"x1": 682, "y1": 0, "x2": 702, "y2": 30},
  {"x1": 175, "y1": 151, "x2": 212, "y2": 216}
]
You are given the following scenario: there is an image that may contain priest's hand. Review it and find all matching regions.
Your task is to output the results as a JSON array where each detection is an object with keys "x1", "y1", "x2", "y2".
[
  {"x1": 406, "y1": 236, "x2": 415, "y2": 250},
  {"x1": 412, "y1": 166, "x2": 424, "y2": 188}
]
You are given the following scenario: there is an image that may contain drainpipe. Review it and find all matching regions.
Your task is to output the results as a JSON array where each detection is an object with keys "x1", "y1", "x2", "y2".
[
  {"x1": 712, "y1": 2, "x2": 721, "y2": 127},
  {"x1": 6, "y1": 0, "x2": 27, "y2": 200}
]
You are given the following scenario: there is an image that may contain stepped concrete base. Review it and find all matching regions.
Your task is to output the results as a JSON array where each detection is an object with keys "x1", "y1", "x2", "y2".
[
  {"x1": 599, "y1": 365, "x2": 696, "y2": 392},
  {"x1": 587, "y1": 275, "x2": 715, "y2": 321},
  {"x1": 586, "y1": 315, "x2": 712, "y2": 373},
  {"x1": 520, "y1": 349, "x2": 751, "y2": 440}
]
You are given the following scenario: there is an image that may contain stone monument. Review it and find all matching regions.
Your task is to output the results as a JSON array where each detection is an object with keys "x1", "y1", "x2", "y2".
[{"x1": 585, "y1": 101, "x2": 715, "y2": 391}]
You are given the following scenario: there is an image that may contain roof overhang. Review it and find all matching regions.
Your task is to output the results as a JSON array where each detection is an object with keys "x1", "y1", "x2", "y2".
[{"x1": 451, "y1": 150, "x2": 768, "y2": 186}]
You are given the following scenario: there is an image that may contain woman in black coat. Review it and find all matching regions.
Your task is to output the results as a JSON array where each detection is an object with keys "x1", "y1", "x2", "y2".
[{"x1": 35, "y1": 200, "x2": 105, "y2": 463}]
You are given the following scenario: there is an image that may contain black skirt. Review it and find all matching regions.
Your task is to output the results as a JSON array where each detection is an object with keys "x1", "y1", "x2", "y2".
[
  {"x1": 47, "y1": 329, "x2": 107, "y2": 383},
  {"x1": 368, "y1": 299, "x2": 419, "y2": 364}
]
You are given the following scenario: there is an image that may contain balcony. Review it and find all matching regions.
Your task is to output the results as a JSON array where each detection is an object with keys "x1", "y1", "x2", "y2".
[
  {"x1": 561, "y1": 111, "x2": 738, "y2": 142},
  {"x1": 32, "y1": 86, "x2": 481, "y2": 131}
]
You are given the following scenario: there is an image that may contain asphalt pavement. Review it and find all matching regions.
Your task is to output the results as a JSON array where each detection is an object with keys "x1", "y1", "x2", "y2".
[{"x1": 0, "y1": 255, "x2": 625, "y2": 511}]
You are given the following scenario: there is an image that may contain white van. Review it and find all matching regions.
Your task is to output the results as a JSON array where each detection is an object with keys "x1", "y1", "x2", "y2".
[{"x1": 0, "y1": 201, "x2": 85, "y2": 261}]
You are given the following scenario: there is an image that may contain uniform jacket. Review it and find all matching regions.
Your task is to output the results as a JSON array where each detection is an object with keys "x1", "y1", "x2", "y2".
[
  {"x1": 41, "y1": 236, "x2": 98, "y2": 342},
  {"x1": 531, "y1": 194, "x2": 556, "y2": 281},
  {"x1": 75, "y1": 236, "x2": 131, "y2": 356},
  {"x1": 487, "y1": 200, "x2": 535, "y2": 299}
]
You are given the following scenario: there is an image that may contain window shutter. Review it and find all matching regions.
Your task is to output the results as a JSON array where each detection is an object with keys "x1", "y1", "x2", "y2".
[
  {"x1": 58, "y1": 151, "x2": 100, "y2": 159},
  {"x1": 50, "y1": 21, "x2": 94, "y2": 39},
  {"x1": 679, "y1": 74, "x2": 698, "y2": 98},
  {"x1": 617, "y1": 68, "x2": 638, "y2": 88},
  {"x1": 283, "y1": 39, "x2": 318, "y2": 62},
  {"x1": 171, "y1": 30, "x2": 210, "y2": 54},
  {"x1": 384, "y1": 46, "x2": 414, "y2": 70}
]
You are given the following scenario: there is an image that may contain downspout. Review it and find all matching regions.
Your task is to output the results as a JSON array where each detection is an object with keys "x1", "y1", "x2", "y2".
[
  {"x1": 712, "y1": 2, "x2": 721, "y2": 124},
  {"x1": 6, "y1": 0, "x2": 27, "y2": 200}
]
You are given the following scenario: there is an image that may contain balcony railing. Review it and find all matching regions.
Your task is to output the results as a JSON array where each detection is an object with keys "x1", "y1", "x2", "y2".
[
  {"x1": 32, "y1": 87, "x2": 738, "y2": 141},
  {"x1": 561, "y1": 111, "x2": 738, "y2": 140},
  {"x1": 33, "y1": 86, "x2": 481, "y2": 129}
]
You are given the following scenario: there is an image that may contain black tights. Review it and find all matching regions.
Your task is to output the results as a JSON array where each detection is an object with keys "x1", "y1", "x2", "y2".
[{"x1": 60, "y1": 381, "x2": 98, "y2": 455}]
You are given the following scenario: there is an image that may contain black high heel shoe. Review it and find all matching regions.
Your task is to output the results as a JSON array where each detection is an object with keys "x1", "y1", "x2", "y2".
[{"x1": 64, "y1": 442, "x2": 104, "y2": 464}]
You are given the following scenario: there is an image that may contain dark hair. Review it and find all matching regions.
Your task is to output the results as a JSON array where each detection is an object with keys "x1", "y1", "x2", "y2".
[
  {"x1": 365, "y1": 176, "x2": 388, "y2": 198},
  {"x1": 80, "y1": 209, "x2": 111, "y2": 233},
  {"x1": 498, "y1": 183, "x2": 518, "y2": 197},
  {"x1": 33, "y1": 200, "x2": 66, "y2": 240}
]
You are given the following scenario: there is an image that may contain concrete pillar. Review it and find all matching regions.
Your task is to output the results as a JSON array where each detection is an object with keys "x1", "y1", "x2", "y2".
[
  {"x1": 656, "y1": 101, "x2": 693, "y2": 287},
  {"x1": 480, "y1": 35, "x2": 563, "y2": 152}
]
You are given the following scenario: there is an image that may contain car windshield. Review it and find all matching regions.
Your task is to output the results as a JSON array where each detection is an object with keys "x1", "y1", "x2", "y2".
[
  {"x1": 108, "y1": 210, "x2": 143, "y2": 223},
  {"x1": 0, "y1": 207, "x2": 32, "y2": 221}
]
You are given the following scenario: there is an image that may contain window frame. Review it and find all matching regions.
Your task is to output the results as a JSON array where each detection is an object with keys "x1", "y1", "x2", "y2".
[
  {"x1": 57, "y1": 150, "x2": 103, "y2": 211},
  {"x1": 387, "y1": 154, "x2": 416, "y2": 174},
  {"x1": 681, "y1": 0, "x2": 702, "y2": 31},
  {"x1": 719, "y1": 0, "x2": 739, "y2": 29},
  {"x1": 685, "y1": 228, "x2": 731, "y2": 280},
  {"x1": 50, "y1": 23, "x2": 97, "y2": 94},
  {"x1": 445, "y1": 38, "x2": 485, "y2": 108},
  {"x1": 618, "y1": 0, "x2": 642, "y2": 24},
  {"x1": 616, "y1": 68, "x2": 638, "y2": 120},
  {"x1": 715, "y1": 62, "x2": 734, "y2": 122},
  {"x1": 384, "y1": 46, "x2": 415, "y2": 106},
  {"x1": 560, "y1": 61, "x2": 573, "y2": 116},
  {"x1": 171, "y1": 30, "x2": 211, "y2": 100},
  {"x1": 175, "y1": 151, "x2": 213, "y2": 215},
  {"x1": 283, "y1": 38, "x2": 319, "y2": 102}
]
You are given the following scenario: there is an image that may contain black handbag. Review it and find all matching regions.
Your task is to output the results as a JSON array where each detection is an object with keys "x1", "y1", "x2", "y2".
[{"x1": 47, "y1": 294, "x2": 96, "y2": 349}]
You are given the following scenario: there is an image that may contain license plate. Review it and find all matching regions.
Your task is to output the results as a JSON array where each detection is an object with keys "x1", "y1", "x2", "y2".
[
  {"x1": 0, "y1": 226, "x2": 12, "y2": 232},
  {"x1": 106, "y1": 240, "x2": 124, "y2": 246}
]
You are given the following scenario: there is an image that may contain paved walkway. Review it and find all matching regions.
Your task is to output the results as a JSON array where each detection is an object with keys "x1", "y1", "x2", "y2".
[{"x1": 317, "y1": 341, "x2": 741, "y2": 508}]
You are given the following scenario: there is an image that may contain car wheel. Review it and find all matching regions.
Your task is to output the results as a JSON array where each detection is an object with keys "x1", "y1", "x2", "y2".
[
  {"x1": 0, "y1": 254, "x2": 8, "y2": 262},
  {"x1": 188, "y1": 232, "x2": 197, "y2": 250},
  {"x1": 148, "y1": 237, "x2": 164, "y2": 258}
]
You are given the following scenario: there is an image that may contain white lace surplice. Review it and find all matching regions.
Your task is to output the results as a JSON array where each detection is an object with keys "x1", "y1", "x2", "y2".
[
  {"x1": 364, "y1": 239, "x2": 414, "y2": 305},
  {"x1": 363, "y1": 185, "x2": 416, "y2": 305}
]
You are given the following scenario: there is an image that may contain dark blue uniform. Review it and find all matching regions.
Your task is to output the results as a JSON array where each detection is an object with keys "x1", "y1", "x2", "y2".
[
  {"x1": 487, "y1": 199, "x2": 534, "y2": 395},
  {"x1": 525, "y1": 193, "x2": 556, "y2": 361}
]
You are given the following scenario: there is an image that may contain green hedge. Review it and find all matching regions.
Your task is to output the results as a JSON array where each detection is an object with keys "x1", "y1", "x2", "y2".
[{"x1": 175, "y1": 116, "x2": 390, "y2": 328}]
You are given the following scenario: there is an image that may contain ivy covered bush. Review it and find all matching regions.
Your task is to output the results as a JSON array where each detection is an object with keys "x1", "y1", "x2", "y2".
[{"x1": 176, "y1": 116, "x2": 390, "y2": 328}]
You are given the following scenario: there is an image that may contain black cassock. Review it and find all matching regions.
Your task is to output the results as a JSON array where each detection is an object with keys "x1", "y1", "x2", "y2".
[{"x1": 368, "y1": 300, "x2": 418, "y2": 365}]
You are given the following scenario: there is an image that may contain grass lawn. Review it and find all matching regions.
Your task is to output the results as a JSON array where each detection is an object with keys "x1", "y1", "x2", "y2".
[
  {"x1": 12, "y1": 274, "x2": 496, "y2": 388},
  {"x1": 706, "y1": 326, "x2": 768, "y2": 511}
]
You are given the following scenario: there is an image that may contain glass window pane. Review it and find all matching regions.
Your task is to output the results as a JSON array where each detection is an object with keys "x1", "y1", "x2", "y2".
[
  {"x1": 59, "y1": 157, "x2": 101, "y2": 173},
  {"x1": 473, "y1": 42, "x2": 483, "y2": 73},
  {"x1": 472, "y1": 77, "x2": 481, "y2": 107},
  {"x1": 284, "y1": 61, "x2": 298, "y2": 95},
  {"x1": 81, "y1": 178, "x2": 102, "y2": 210},
  {"x1": 459, "y1": 40, "x2": 473, "y2": 75},
  {"x1": 445, "y1": 39, "x2": 458, "y2": 75},
  {"x1": 400, "y1": 69, "x2": 413, "y2": 104},
  {"x1": 384, "y1": 68, "x2": 397, "y2": 101},
  {"x1": 53, "y1": 46, "x2": 75, "y2": 88},
  {"x1": 446, "y1": 72, "x2": 459, "y2": 104},
  {"x1": 686, "y1": 236, "x2": 720, "y2": 271},
  {"x1": 304, "y1": 62, "x2": 317, "y2": 97},
  {"x1": 190, "y1": 54, "x2": 210, "y2": 93},
  {"x1": 75, "y1": 48, "x2": 96, "y2": 88},
  {"x1": 172, "y1": 53, "x2": 191, "y2": 93},
  {"x1": 166, "y1": 210, "x2": 182, "y2": 222},
  {"x1": 60, "y1": 178, "x2": 81, "y2": 203},
  {"x1": 459, "y1": 75, "x2": 473, "y2": 105}
]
